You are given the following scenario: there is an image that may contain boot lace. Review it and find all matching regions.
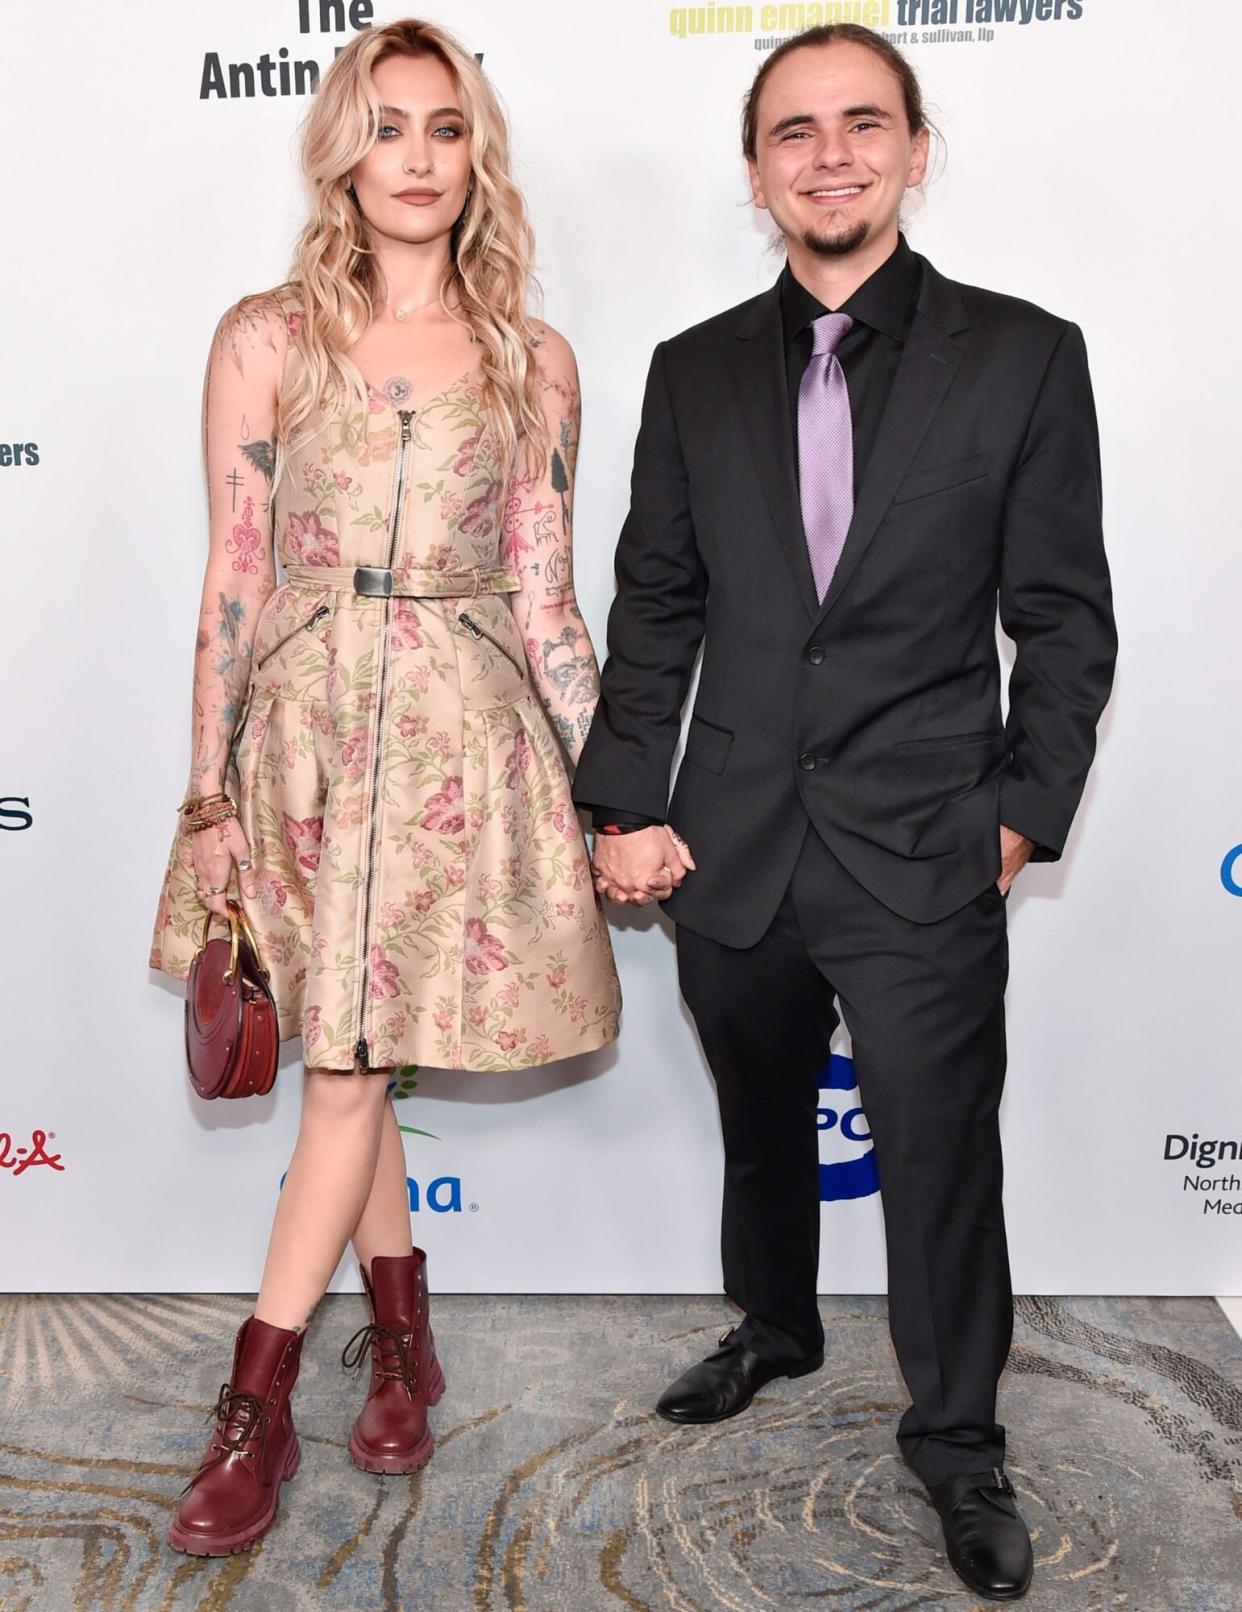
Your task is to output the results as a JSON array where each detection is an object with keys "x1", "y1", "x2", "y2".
[
  {"x1": 180, "y1": 1384, "x2": 272, "y2": 1494},
  {"x1": 341, "y1": 1322, "x2": 418, "y2": 1395}
]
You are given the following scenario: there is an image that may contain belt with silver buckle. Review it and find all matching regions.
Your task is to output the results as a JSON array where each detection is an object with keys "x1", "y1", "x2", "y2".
[{"x1": 353, "y1": 566, "x2": 395, "y2": 598}]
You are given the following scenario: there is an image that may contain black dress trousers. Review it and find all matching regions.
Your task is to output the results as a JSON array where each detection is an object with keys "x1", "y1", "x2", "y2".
[{"x1": 675, "y1": 823, "x2": 1012, "y2": 1485}]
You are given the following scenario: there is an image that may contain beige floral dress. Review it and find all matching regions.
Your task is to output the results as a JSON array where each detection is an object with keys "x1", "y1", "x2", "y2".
[{"x1": 151, "y1": 314, "x2": 621, "y2": 1072}]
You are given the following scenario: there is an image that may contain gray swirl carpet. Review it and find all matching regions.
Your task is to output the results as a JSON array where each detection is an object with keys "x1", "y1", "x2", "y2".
[{"x1": 0, "y1": 1293, "x2": 1239, "y2": 1609}]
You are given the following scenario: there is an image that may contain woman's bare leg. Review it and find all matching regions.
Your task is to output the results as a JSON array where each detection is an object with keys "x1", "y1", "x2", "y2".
[
  {"x1": 350, "y1": 1097, "x2": 415, "y2": 1272},
  {"x1": 254, "y1": 1066, "x2": 391, "y2": 1331}
]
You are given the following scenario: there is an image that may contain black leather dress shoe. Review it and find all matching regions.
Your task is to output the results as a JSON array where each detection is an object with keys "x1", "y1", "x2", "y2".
[
  {"x1": 927, "y1": 1469, "x2": 1033, "y2": 1602},
  {"x1": 655, "y1": 1328, "x2": 824, "y2": 1424}
]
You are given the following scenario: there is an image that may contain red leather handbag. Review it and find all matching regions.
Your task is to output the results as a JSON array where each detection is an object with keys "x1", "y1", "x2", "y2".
[{"x1": 185, "y1": 901, "x2": 279, "y2": 1099}]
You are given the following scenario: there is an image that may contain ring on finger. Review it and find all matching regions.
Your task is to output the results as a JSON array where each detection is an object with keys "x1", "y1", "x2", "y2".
[{"x1": 238, "y1": 858, "x2": 253, "y2": 871}]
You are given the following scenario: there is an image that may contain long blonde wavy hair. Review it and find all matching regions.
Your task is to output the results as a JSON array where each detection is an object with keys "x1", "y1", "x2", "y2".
[{"x1": 278, "y1": 20, "x2": 545, "y2": 478}]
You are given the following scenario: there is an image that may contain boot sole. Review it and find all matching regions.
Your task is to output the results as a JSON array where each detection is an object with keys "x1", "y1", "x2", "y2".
[
  {"x1": 348, "y1": 1423, "x2": 435, "y2": 1475},
  {"x1": 167, "y1": 1434, "x2": 301, "y2": 1556},
  {"x1": 348, "y1": 1357, "x2": 445, "y2": 1475}
]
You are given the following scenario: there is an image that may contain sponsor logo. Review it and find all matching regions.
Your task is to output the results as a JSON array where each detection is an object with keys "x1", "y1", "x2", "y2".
[
  {"x1": 1164, "y1": 1133, "x2": 1242, "y2": 1218},
  {"x1": 1221, "y1": 845, "x2": 1242, "y2": 897},
  {"x1": 390, "y1": 1068, "x2": 477, "y2": 1213},
  {"x1": 0, "y1": 1129, "x2": 64, "y2": 1177},
  {"x1": 819, "y1": 1052, "x2": 879, "y2": 1202},
  {"x1": 0, "y1": 443, "x2": 39, "y2": 467},
  {"x1": 668, "y1": 0, "x2": 1085, "y2": 49},
  {"x1": 0, "y1": 798, "x2": 33, "y2": 831}
]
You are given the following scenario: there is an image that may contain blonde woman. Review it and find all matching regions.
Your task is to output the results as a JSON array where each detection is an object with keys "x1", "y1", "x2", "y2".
[{"x1": 151, "y1": 20, "x2": 621, "y2": 1555}]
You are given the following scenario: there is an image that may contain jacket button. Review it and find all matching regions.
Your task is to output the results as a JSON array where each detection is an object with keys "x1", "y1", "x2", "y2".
[
  {"x1": 799, "y1": 753, "x2": 817, "y2": 772},
  {"x1": 807, "y1": 646, "x2": 826, "y2": 665}
]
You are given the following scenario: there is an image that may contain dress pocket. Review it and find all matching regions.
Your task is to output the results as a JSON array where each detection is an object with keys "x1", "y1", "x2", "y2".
[
  {"x1": 453, "y1": 602, "x2": 529, "y2": 711},
  {"x1": 256, "y1": 602, "x2": 331, "y2": 670},
  {"x1": 249, "y1": 589, "x2": 335, "y2": 706}
]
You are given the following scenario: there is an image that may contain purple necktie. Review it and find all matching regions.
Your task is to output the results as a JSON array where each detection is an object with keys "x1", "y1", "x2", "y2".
[{"x1": 797, "y1": 312, "x2": 854, "y2": 603}]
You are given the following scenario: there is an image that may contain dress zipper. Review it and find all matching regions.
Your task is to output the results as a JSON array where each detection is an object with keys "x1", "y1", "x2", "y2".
[
  {"x1": 355, "y1": 407, "x2": 414, "y2": 1068},
  {"x1": 458, "y1": 612, "x2": 527, "y2": 680},
  {"x1": 255, "y1": 604, "x2": 330, "y2": 670}
]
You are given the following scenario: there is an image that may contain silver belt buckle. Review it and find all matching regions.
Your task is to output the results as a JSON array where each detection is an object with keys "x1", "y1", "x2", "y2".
[{"x1": 353, "y1": 566, "x2": 392, "y2": 598}]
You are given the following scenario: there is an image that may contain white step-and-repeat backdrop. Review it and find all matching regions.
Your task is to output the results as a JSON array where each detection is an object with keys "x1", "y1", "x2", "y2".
[{"x1": 3, "y1": 0, "x2": 1239, "y2": 1295}]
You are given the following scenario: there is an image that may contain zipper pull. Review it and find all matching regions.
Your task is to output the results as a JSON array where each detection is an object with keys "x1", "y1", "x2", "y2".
[
  {"x1": 354, "y1": 1037, "x2": 369, "y2": 1068},
  {"x1": 398, "y1": 410, "x2": 413, "y2": 443},
  {"x1": 458, "y1": 613, "x2": 483, "y2": 639},
  {"x1": 306, "y1": 605, "x2": 329, "y2": 630}
]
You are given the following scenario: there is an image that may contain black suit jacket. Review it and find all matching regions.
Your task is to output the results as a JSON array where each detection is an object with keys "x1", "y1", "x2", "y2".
[{"x1": 574, "y1": 253, "x2": 1118, "y2": 942}]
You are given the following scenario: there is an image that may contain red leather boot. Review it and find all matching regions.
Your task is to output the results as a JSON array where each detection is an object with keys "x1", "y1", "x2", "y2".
[
  {"x1": 168, "y1": 1316, "x2": 303, "y2": 1556},
  {"x1": 342, "y1": 1249, "x2": 445, "y2": 1474}
]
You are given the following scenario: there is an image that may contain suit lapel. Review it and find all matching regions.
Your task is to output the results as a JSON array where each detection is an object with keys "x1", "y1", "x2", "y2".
[
  {"x1": 728, "y1": 287, "x2": 820, "y2": 619},
  {"x1": 815, "y1": 261, "x2": 970, "y2": 623}
]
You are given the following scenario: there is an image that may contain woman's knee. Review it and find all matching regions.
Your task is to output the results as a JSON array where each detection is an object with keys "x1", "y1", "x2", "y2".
[{"x1": 301, "y1": 1066, "x2": 390, "y2": 1125}]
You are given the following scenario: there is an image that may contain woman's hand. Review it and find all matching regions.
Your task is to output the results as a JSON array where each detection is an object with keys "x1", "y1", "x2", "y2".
[
  {"x1": 190, "y1": 816, "x2": 260, "y2": 919},
  {"x1": 592, "y1": 825, "x2": 696, "y2": 907}
]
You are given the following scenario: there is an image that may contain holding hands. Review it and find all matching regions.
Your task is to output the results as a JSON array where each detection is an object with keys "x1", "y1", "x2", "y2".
[{"x1": 592, "y1": 825, "x2": 696, "y2": 907}]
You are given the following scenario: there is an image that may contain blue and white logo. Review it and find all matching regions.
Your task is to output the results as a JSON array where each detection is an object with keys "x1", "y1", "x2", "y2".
[
  {"x1": 819, "y1": 1052, "x2": 879, "y2": 1202},
  {"x1": 1221, "y1": 845, "x2": 1242, "y2": 897}
]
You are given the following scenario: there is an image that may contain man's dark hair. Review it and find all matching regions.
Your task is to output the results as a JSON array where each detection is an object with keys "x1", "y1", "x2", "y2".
[{"x1": 742, "y1": 25, "x2": 928, "y2": 159}]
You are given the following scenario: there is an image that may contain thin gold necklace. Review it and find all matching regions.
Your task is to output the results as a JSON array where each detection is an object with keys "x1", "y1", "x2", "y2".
[{"x1": 388, "y1": 291, "x2": 440, "y2": 323}]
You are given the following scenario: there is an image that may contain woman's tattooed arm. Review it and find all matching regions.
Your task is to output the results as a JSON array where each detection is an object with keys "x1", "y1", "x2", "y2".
[
  {"x1": 507, "y1": 325, "x2": 601, "y2": 767},
  {"x1": 188, "y1": 295, "x2": 284, "y2": 796}
]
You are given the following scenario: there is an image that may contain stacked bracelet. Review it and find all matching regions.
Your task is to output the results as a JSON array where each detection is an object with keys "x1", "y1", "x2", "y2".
[{"x1": 180, "y1": 792, "x2": 238, "y2": 833}]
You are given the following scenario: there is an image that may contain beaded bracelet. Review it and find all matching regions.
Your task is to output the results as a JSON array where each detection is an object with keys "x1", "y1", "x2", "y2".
[
  {"x1": 179, "y1": 791, "x2": 229, "y2": 813},
  {"x1": 182, "y1": 795, "x2": 238, "y2": 834}
]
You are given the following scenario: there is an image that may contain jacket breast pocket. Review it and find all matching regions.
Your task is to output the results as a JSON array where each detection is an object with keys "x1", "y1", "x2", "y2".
[
  {"x1": 683, "y1": 714, "x2": 733, "y2": 775},
  {"x1": 892, "y1": 453, "x2": 987, "y2": 506}
]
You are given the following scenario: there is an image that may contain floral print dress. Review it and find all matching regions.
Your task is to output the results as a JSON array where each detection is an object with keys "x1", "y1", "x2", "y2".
[{"x1": 151, "y1": 318, "x2": 621, "y2": 1072}]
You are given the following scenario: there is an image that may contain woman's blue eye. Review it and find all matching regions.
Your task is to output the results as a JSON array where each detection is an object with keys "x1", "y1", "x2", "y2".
[
  {"x1": 433, "y1": 125, "x2": 463, "y2": 139},
  {"x1": 378, "y1": 123, "x2": 399, "y2": 139}
]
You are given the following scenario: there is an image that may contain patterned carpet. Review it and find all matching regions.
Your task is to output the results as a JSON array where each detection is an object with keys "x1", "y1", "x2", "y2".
[{"x1": 0, "y1": 1293, "x2": 1240, "y2": 1610}]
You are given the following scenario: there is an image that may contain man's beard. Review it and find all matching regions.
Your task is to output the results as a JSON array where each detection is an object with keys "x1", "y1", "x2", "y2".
[{"x1": 801, "y1": 215, "x2": 870, "y2": 259}]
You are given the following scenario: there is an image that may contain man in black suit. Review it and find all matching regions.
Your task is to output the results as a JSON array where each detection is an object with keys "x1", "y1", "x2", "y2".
[{"x1": 574, "y1": 23, "x2": 1117, "y2": 1601}]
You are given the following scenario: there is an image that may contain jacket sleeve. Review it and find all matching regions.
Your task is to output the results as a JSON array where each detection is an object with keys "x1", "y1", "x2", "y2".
[
  {"x1": 572, "y1": 342, "x2": 708, "y2": 821},
  {"x1": 998, "y1": 320, "x2": 1117, "y2": 859}
]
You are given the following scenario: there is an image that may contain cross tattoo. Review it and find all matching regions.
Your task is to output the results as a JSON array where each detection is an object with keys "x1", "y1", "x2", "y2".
[{"x1": 225, "y1": 467, "x2": 244, "y2": 511}]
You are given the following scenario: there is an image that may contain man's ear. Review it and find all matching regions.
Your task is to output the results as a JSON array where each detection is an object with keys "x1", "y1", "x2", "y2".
[
  {"x1": 747, "y1": 157, "x2": 769, "y2": 212},
  {"x1": 906, "y1": 126, "x2": 930, "y2": 190}
]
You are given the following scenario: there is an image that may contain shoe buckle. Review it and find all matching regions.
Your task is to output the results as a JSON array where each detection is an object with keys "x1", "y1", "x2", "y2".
[
  {"x1": 717, "y1": 1325, "x2": 736, "y2": 1347},
  {"x1": 992, "y1": 1467, "x2": 1015, "y2": 1496}
]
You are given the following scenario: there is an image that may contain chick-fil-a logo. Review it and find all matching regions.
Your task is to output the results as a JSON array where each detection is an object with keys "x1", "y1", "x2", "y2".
[{"x1": 0, "y1": 1129, "x2": 64, "y2": 1176}]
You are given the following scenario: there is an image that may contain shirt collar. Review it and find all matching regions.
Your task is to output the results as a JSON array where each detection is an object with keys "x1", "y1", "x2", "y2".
[{"x1": 780, "y1": 232, "x2": 922, "y2": 346}]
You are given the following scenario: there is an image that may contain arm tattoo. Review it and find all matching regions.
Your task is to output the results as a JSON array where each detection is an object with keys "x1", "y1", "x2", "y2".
[
  {"x1": 541, "y1": 618, "x2": 598, "y2": 709},
  {"x1": 190, "y1": 593, "x2": 253, "y2": 791},
  {"x1": 240, "y1": 439, "x2": 275, "y2": 481},
  {"x1": 214, "y1": 296, "x2": 279, "y2": 377}
]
